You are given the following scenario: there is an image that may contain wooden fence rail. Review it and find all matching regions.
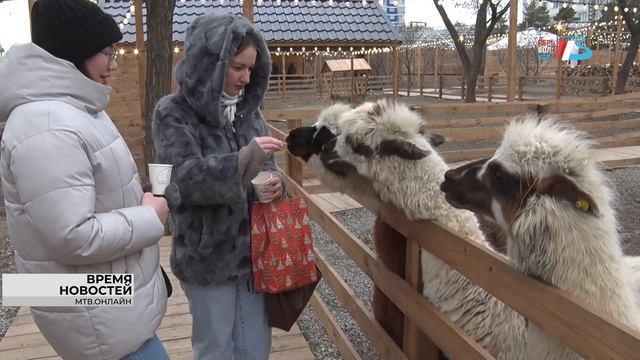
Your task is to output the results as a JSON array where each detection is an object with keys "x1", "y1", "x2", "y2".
[
  {"x1": 265, "y1": 92, "x2": 640, "y2": 164},
  {"x1": 266, "y1": 95, "x2": 640, "y2": 358}
]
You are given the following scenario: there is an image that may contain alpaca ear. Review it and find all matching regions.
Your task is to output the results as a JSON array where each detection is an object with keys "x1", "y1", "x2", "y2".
[
  {"x1": 417, "y1": 123, "x2": 445, "y2": 147},
  {"x1": 377, "y1": 139, "x2": 431, "y2": 160},
  {"x1": 427, "y1": 133, "x2": 446, "y2": 147},
  {"x1": 536, "y1": 175, "x2": 600, "y2": 217},
  {"x1": 345, "y1": 135, "x2": 374, "y2": 157}
]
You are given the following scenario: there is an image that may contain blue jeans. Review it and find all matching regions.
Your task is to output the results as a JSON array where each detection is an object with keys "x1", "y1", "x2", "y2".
[
  {"x1": 181, "y1": 274, "x2": 272, "y2": 360},
  {"x1": 121, "y1": 335, "x2": 169, "y2": 360}
]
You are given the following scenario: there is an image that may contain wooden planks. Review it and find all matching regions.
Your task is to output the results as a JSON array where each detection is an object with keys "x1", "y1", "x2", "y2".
[
  {"x1": 286, "y1": 176, "x2": 495, "y2": 359},
  {"x1": 0, "y1": 237, "x2": 314, "y2": 360},
  {"x1": 309, "y1": 192, "x2": 362, "y2": 213},
  {"x1": 347, "y1": 190, "x2": 640, "y2": 360}
]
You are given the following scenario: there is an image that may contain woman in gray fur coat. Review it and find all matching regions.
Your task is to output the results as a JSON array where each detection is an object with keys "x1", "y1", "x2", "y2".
[{"x1": 152, "y1": 14, "x2": 285, "y2": 360}]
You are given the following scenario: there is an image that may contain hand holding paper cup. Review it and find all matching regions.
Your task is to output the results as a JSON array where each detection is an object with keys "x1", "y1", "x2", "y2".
[
  {"x1": 148, "y1": 164, "x2": 173, "y2": 196},
  {"x1": 251, "y1": 171, "x2": 274, "y2": 203}
]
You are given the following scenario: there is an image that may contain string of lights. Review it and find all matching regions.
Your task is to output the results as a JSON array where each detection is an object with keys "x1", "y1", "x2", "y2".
[{"x1": 113, "y1": 0, "x2": 640, "y2": 56}]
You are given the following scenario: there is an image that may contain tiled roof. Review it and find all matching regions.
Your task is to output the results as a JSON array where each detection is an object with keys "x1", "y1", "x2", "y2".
[{"x1": 101, "y1": 0, "x2": 401, "y2": 46}]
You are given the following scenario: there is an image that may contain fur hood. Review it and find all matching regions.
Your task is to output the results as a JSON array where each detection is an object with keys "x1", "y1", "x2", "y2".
[{"x1": 175, "y1": 13, "x2": 271, "y2": 126}]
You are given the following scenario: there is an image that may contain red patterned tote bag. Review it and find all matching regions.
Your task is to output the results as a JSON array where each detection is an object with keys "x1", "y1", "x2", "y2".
[{"x1": 251, "y1": 197, "x2": 318, "y2": 293}]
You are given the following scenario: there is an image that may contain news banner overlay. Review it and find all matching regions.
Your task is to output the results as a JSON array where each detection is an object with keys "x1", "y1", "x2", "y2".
[{"x1": 2, "y1": 274, "x2": 134, "y2": 307}]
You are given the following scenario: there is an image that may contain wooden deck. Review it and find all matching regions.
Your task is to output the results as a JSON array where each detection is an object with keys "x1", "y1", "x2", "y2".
[
  {"x1": 310, "y1": 192, "x2": 362, "y2": 213},
  {"x1": 594, "y1": 145, "x2": 640, "y2": 167},
  {"x1": 0, "y1": 237, "x2": 315, "y2": 360},
  {"x1": 0, "y1": 145, "x2": 637, "y2": 359}
]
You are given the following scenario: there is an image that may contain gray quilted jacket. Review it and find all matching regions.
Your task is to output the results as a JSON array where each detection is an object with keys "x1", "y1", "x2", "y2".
[{"x1": 0, "y1": 43, "x2": 166, "y2": 360}]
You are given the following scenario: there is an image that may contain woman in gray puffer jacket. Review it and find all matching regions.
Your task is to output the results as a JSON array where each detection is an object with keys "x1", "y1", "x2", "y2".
[
  {"x1": 0, "y1": 1, "x2": 170, "y2": 359},
  {"x1": 152, "y1": 14, "x2": 285, "y2": 360}
]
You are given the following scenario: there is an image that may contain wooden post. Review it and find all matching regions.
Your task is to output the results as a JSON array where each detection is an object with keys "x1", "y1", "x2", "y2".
[
  {"x1": 330, "y1": 72, "x2": 335, "y2": 99},
  {"x1": 393, "y1": 46, "x2": 400, "y2": 99},
  {"x1": 433, "y1": 47, "x2": 439, "y2": 90},
  {"x1": 518, "y1": 76, "x2": 525, "y2": 101},
  {"x1": 417, "y1": 47, "x2": 423, "y2": 96},
  {"x1": 601, "y1": 76, "x2": 609, "y2": 95},
  {"x1": 488, "y1": 74, "x2": 494, "y2": 102},
  {"x1": 460, "y1": 75, "x2": 465, "y2": 100},
  {"x1": 350, "y1": 52, "x2": 355, "y2": 103},
  {"x1": 506, "y1": 0, "x2": 518, "y2": 102},
  {"x1": 281, "y1": 53, "x2": 287, "y2": 99},
  {"x1": 315, "y1": 54, "x2": 323, "y2": 96},
  {"x1": 438, "y1": 75, "x2": 443, "y2": 99},
  {"x1": 243, "y1": 0, "x2": 253, "y2": 23},
  {"x1": 286, "y1": 119, "x2": 304, "y2": 185},
  {"x1": 612, "y1": 15, "x2": 623, "y2": 89},
  {"x1": 419, "y1": 74, "x2": 424, "y2": 96},
  {"x1": 134, "y1": 0, "x2": 146, "y2": 120},
  {"x1": 403, "y1": 237, "x2": 440, "y2": 359}
]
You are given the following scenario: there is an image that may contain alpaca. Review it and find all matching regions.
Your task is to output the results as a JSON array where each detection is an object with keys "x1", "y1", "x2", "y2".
[
  {"x1": 441, "y1": 117, "x2": 640, "y2": 359},
  {"x1": 287, "y1": 104, "x2": 405, "y2": 345},
  {"x1": 295, "y1": 100, "x2": 526, "y2": 358},
  {"x1": 287, "y1": 103, "x2": 449, "y2": 347}
]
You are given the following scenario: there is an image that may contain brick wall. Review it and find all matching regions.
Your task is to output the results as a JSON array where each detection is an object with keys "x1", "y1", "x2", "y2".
[{"x1": 107, "y1": 51, "x2": 183, "y2": 178}]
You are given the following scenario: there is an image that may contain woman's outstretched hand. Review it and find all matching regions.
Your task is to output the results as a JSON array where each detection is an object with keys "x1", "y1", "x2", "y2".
[{"x1": 254, "y1": 136, "x2": 285, "y2": 155}]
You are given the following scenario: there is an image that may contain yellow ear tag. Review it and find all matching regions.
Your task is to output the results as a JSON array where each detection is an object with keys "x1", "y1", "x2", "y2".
[{"x1": 576, "y1": 198, "x2": 590, "y2": 212}]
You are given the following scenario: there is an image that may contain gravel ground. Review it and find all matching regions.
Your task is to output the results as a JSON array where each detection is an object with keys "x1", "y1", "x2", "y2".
[
  {"x1": 297, "y1": 166, "x2": 640, "y2": 359},
  {"x1": 0, "y1": 215, "x2": 17, "y2": 342},
  {"x1": 0, "y1": 166, "x2": 638, "y2": 356}
]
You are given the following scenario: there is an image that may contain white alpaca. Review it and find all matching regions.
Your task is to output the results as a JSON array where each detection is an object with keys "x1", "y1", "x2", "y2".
[
  {"x1": 319, "y1": 100, "x2": 526, "y2": 359},
  {"x1": 474, "y1": 118, "x2": 640, "y2": 359}
]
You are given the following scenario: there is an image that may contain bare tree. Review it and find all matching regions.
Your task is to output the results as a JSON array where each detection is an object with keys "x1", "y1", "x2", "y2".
[
  {"x1": 399, "y1": 23, "x2": 426, "y2": 93},
  {"x1": 144, "y1": 0, "x2": 176, "y2": 164},
  {"x1": 494, "y1": 46, "x2": 551, "y2": 77},
  {"x1": 370, "y1": 52, "x2": 391, "y2": 76},
  {"x1": 434, "y1": 0, "x2": 509, "y2": 102},
  {"x1": 615, "y1": 0, "x2": 640, "y2": 93},
  {"x1": 400, "y1": 24, "x2": 426, "y2": 74}
]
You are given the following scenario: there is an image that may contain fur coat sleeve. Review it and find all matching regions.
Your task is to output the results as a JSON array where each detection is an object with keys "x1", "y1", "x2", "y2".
[{"x1": 152, "y1": 97, "x2": 247, "y2": 206}]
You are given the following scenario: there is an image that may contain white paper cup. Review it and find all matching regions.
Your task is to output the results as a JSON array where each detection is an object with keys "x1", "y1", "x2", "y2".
[
  {"x1": 148, "y1": 164, "x2": 173, "y2": 196},
  {"x1": 251, "y1": 171, "x2": 273, "y2": 203}
]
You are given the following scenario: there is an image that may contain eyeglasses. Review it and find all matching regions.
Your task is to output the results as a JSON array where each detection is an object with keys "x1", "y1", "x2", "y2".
[{"x1": 101, "y1": 49, "x2": 118, "y2": 63}]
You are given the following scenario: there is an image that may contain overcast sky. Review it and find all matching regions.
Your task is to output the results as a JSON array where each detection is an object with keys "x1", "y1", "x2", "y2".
[
  {"x1": 0, "y1": 0, "x2": 520, "y2": 51},
  {"x1": 0, "y1": 0, "x2": 30, "y2": 51}
]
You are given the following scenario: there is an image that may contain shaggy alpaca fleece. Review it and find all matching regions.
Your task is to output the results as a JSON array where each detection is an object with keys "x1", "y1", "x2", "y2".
[
  {"x1": 328, "y1": 100, "x2": 526, "y2": 359},
  {"x1": 489, "y1": 118, "x2": 640, "y2": 360}
]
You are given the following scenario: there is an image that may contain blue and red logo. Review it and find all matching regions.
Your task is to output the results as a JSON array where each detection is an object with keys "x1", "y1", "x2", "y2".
[{"x1": 537, "y1": 36, "x2": 592, "y2": 62}]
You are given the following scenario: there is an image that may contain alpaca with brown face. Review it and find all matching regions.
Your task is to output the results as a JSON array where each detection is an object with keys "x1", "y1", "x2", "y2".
[{"x1": 441, "y1": 117, "x2": 640, "y2": 359}]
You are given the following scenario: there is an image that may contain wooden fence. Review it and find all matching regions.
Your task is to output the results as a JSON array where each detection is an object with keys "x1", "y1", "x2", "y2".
[
  {"x1": 264, "y1": 92, "x2": 640, "y2": 167},
  {"x1": 262, "y1": 73, "x2": 640, "y2": 102},
  {"x1": 267, "y1": 117, "x2": 640, "y2": 358}
]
